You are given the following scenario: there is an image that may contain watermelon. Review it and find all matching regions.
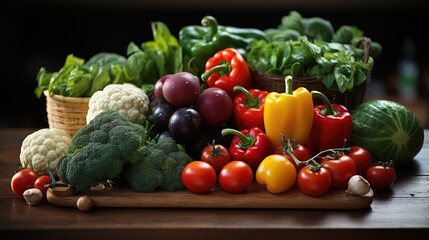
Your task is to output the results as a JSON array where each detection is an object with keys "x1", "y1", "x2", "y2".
[{"x1": 350, "y1": 100, "x2": 424, "y2": 168}]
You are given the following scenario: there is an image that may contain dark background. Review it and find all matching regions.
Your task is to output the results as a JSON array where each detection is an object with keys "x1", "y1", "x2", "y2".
[{"x1": 2, "y1": 0, "x2": 428, "y2": 128}]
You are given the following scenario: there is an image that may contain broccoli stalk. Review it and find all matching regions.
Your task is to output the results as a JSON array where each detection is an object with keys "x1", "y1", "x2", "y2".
[
  {"x1": 123, "y1": 137, "x2": 193, "y2": 192},
  {"x1": 56, "y1": 110, "x2": 152, "y2": 192}
]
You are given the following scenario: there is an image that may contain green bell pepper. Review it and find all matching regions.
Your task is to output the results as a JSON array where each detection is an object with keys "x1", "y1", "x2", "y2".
[{"x1": 179, "y1": 15, "x2": 269, "y2": 74}]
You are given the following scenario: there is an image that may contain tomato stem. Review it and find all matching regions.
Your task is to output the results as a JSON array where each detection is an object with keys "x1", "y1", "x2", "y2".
[
  {"x1": 285, "y1": 144, "x2": 351, "y2": 172},
  {"x1": 208, "y1": 140, "x2": 227, "y2": 159}
]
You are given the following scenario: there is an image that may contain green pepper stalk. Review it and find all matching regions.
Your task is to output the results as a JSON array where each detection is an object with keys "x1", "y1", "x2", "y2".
[
  {"x1": 201, "y1": 16, "x2": 218, "y2": 40},
  {"x1": 306, "y1": 90, "x2": 353, "y2": 156},
  {"x1": 221, "y1": 127, "x2": 272, "y2": 171},
  {"x1": 179, "y1": 15, "x2": 269, "y2": 75},
  {"x1": 200, "y1": 48, "x2": 252, "y2": 97}
]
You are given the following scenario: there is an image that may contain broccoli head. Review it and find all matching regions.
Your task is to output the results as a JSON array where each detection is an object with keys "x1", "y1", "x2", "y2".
[
  {"x1": 124, "y1": 137, "x2": 193, "y2": 192},
  {"x1": 56, "y1": 109, "x2": 151, "y2": 192}
]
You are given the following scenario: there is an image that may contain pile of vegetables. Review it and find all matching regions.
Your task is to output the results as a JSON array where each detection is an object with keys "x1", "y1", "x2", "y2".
[{"x1": 9, "y1": 11, "x2": 426, "y2": 206}]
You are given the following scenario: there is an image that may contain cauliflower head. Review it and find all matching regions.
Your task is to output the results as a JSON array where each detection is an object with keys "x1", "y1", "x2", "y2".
[
  {"x1": 86, "y1": 83, "x2": 149, "y2": 124},
  {"x1": 20, "y1": 128, "x2": 72, "y2": 176}
]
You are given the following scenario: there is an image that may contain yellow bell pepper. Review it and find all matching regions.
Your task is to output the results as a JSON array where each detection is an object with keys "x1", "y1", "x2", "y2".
[
  {"x1": 256, "y1": 154, "x2": 297, "y2": 194},
  {"x1": 263, "y1": 75, "x2": 313, "y2": 147}
]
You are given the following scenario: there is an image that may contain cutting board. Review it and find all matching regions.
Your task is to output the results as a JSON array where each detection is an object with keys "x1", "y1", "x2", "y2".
[{"x1": 46, "y1": 183, "x2": 373, "y2": 210}]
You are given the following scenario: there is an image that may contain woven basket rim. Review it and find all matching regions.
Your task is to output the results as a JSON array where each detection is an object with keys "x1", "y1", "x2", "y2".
[
  {"x1": 43, "y1": 90, "x2": 90, "y2": 103},
  {"x1": 43, "y1": 90, "x2": 89, "y2": 136}
]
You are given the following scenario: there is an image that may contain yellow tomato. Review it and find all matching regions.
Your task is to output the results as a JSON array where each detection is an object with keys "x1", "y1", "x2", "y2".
[{"x1": 256, "y1": 154, "x2": 297, "y2": 194}]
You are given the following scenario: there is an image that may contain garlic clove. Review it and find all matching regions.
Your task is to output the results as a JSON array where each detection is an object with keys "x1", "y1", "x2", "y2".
[
  {"x1": 23, "y1": 188, "x2": 43, "y2": 205},
  {"x1": 346, "y1": 175, "x2": 372, "y2": 196}
]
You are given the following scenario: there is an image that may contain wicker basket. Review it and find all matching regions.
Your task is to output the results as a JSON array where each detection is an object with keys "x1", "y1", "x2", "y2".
[
  {"x1": 44, "y1": 90, "x2": 90, "y2": 136},
  {"x1": 251, "y1": 37, "x2": 372, "y2": 111}
]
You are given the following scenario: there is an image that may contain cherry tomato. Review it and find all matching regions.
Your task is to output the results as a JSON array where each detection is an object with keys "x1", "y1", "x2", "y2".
[
  {"x1": 201, "y1": 141, "x2": 231, "y2": 172},
  {"x1": 366, "y1": 165, "x2": 396, "y2": 190},
  {"x1": 298, "y1": 166, "x2": 332, "y2": 197},
  {"x1": 321, "y1": 154, "x2": 356, "y2": 189},
  {"x1": 218, "y1": 161, "x2": 253, "y2": 193},
  {"x1": 256, "y1": 154, "x2": 297, "y2": 194},
  {"x1": 274, "y1": 142, "x2": 310, "y2": 172},
  {"x1": 34, "y1": 175, "x2": 52, "y2": 197},
  {"x1": 182, "y1": 161, "x2": 217, "y2": 194},
  {"x1": 348, "y1": 146, "x2": 372, "y2": 176},
  {"x1": 10, "y1": 169, "x2": 39, "y2": 198}
]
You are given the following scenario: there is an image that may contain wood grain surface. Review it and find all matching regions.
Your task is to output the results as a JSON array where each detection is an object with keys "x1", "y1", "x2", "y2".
[{"x1": 46, "y1": 183, "x2": 373, "y2": 210}]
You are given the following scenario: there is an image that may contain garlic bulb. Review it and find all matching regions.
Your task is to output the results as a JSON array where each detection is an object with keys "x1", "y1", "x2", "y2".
[{"x1": 346, "y1": 175, "x2": 372, "y2": 196}]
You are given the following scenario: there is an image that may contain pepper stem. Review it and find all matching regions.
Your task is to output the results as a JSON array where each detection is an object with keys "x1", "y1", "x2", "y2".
[
  {"x1": 311, "y1": 90, "x2": 339, "y2": 116},
  {"x1": 233, "y1": 85, "x2": 261, "y2": 108},
  {"x1": 201, "y1": 61, "x2": 231, "y2": 81},
  {"x1": 284, "y1": 75, "x2": 293, "y2": 94},
  {"x1": 221, "y1": 128, "x2": 255, "y2": 150},
  {"x1": 201, "y1": 15, "x2": 218, "y2": 40}
]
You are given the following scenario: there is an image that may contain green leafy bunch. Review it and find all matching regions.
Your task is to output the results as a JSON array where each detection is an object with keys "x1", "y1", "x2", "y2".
[
  {"x1": 248, "y1": 10, "x2": 382, "y2": 93},
  {"x1": 35, "y1": 21, "x2": 183, "y2": 98}
]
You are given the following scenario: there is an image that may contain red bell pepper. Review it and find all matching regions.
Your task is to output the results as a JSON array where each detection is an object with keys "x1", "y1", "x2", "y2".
[
  {"x1": 306, "y1": 91, "x2": 352, "y2": 155},
  {"x1": 233, "y1": 85, "x2": 269, "y2": 131},
  {"x1": 221, "y1": 127, "x2": 273, "y2": 171},
  {"x1": 201, "y1": 48, "x2": 252, "y2": 97}
]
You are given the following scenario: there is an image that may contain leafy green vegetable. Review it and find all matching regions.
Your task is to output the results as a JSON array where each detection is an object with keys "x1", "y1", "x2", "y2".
[
  {"x1": 83, "y1": 52, "x2": 126, "y2": 68},
  {"x1": 350, "y1": 100, "x2": 424, "y2": 168},
  {"x1": 125, "y1": 21, "x2": 183, "y2": 86},
  {"x1": 35, "y1": 53, "x2": 129, "y2": 98},
  {"x1": 252, "y1": 11, "x2": 382, "y2": 93},
  {"x1": 264, "y1": 10, "x2": 382, "y2": 60},
  {"x1": 266, "y1": 10, "x2": 334, "y2": 42},
  {"x1": 247, "y1": 36, "x2": 373, "y2": 93},
  {"x1": 35, "y1": 21, "x2": 183, "y2": 98}
]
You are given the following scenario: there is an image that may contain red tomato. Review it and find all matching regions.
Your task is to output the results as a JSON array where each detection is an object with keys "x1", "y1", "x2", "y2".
[
  {"x1": 218, "y1": 161, "x2": 254, "y2": 193},
  {"x1": 10, "y1": 169, "x2": 39, "y2": 198},
  {"x1": 366, "y1": 165, "x2": 396, "y2": 190},
  {"x1": 274, "y1": 142, "x2": 310, "y2": 172},
  {"x1": 321, "y1": 154, "x2": 356, "y2": 189},
  {"x1": 201, "y1": 142, "x2": 231, "y2": 172},
  {"x1": 348, "y1": 146, "x2": 372, "y2": 176},
  {"x1": 182, "y1": 161, "x2": 217, "y2": 194},
  {"x1": 298, "y1": 166, "x2": 332, "y2": 197},
  {"x1": 34, "y1": 175, "x2": 52, "y2": 197}
]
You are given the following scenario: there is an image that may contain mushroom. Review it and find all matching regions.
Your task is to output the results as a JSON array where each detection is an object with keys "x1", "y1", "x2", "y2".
[
  {"x1": 77, "y1": 195, "x2": 94, "y2": 211},
  {"x1": 23, "y1": 188, "x2": 43, "y2": 205}
]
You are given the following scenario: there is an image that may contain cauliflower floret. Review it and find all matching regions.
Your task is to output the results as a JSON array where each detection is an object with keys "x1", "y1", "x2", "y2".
[
  {"x1": 20, "y1": 128, "x2": 72, "y2": 176},
  {"x1": 86, "y1": 83, "x2": 149, "y2": 124}
]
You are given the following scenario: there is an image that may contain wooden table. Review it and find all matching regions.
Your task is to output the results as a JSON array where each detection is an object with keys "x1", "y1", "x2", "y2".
[{"x1": 1, "y1": 128, "x2": 428, "y2": 240}]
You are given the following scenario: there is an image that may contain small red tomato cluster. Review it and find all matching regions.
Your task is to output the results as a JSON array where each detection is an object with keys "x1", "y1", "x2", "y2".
[
  {"x1": 11, "y1": 169, "x2": 52, "y2": 198},
  {"x1": 182, "y1": 142, "x2": 253, "y2": 194},
  {"x1": 295, "y1": 145, "x2": 396, "y2": 197}
]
